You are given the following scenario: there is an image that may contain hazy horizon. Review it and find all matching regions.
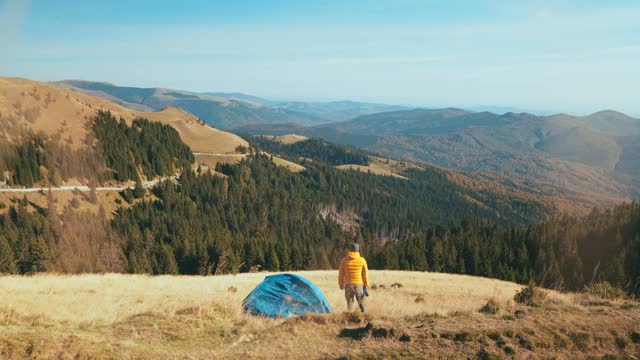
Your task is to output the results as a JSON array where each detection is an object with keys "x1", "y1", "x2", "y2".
[{"x1": 2, "y1": 0, "x2": 639, "y2": 116}]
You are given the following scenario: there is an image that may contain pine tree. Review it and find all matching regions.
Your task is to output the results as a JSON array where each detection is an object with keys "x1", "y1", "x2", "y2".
[{"x1": 0, "y1": 235, "x2": 16, "y2": 274}]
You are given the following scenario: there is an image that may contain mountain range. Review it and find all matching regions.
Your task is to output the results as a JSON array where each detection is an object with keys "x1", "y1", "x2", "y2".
[
  {"x1": 235, "y1": 108, "x2": 640, "y2": 213},
  {"x1": 50, "y1": 79, "x2": 640, "y2": 214},
  {"x1": 54, "y1": 80, "x2": 408, "y2": 128}
]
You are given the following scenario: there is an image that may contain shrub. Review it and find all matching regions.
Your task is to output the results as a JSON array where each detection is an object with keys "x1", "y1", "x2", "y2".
[
  {"x1": 477, "y1": 349, "x2": 503, "y2": 360},
  {"x1": 615, "y1": 336, "x2": 627, "y2": 349},
  {"x1": 503, "y1": 346, "x2": 515, "y2": 355},
  {"x1": 514, "y1": 282, "x2": 548, "y2": 307},
  {"x1": 569, "y1": 331, "x2": 592, "y2": 350},
  {"x1": 480, "y1": 298, "x2": 501, "y2": 314},
  {"x1": 454, "y1": 331, "x2": 474, "y2": 342},
  {"x1": 583, "y1": 282, "x2": 627, "y2": 300}
]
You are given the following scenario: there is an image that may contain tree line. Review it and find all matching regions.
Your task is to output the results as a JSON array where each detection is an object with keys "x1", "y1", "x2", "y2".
[
  {"x1": 92, "y1": 110, "x2": 194, "y2": 181},
  {"x1": 243, "y1": 135, "x2": 370, "y2": 166}
]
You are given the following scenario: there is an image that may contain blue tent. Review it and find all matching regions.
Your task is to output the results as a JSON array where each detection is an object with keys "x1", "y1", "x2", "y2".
[{"x1": 242, "y1": 273, "x2": 332, "y2": 318}]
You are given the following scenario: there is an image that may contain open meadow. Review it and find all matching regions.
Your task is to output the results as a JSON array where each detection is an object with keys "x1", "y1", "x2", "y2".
[{"x1": 1, "y1": 271, "x2": 638, "y2": 359}]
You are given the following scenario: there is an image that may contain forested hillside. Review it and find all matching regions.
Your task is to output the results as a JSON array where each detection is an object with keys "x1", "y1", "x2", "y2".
[
  {"x1": 245, "y1": 135, "x2": 370, "y2": 166},
  {"x1": 0, "y1": 111, "x2": 193, "y2": 187},
  {"x1": 235, "y1": 108, "x2": 640, "y2": 215},
  {"x1": 92, "y1": 111, "x2": 194, "y2": 181},
  {"x1": 1, "y1": 147, "x2": 638, "y2": 295}
]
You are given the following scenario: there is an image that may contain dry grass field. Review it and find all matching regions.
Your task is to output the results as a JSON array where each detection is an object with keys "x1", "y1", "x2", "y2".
[
  {"x1": 336, "y1": 164, "x2": 408, "y2": 179},
  {"x1": 258, "y1": 134, "x2": 309, "y2": 144},
  {"x1": 270, "y1": 155, "x2": 307, "y2": 173},
  {"x1": 194, "y1": 153, "x2": 306, "y2": 173},
  {"x1": 1, "y1": 271, "x2": 638, "y2": 359},
  {"x1": 335, "y1": 155, "x2": 430, "y2": 180}
]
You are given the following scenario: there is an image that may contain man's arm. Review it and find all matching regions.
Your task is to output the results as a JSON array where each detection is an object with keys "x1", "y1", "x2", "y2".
[
  {"x1": 338, "y1": 258, "x2": 345, "y2": 289},
  {"x1": 362, "y1": 258, "x2": 369, "y2": 288}
]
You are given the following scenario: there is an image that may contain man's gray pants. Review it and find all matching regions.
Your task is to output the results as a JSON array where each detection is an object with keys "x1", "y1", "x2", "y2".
[{"x1": 344, "y1": 284, "x2": 366, "y2": 312}]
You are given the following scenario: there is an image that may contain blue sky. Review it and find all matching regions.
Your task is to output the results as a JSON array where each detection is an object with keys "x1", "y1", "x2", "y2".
[{"x1": 1, "y1": 0, "x2": 639, "y2": 115}]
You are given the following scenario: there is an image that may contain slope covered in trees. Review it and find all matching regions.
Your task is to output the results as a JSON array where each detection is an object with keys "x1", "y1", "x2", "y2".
[
  {"x1": 92, "y1": 110, "x2": 194, "y2": 181},
  {"x1": 1, "y1": 154, "x2": 638, "y2": 296},
  {"x1": 244, "y1": 135, "x2": 370, "y2": 166},
  {"x1": 1, "y1": 110, "x2": 638, "y2": 297},
  {"x1": 0, "y1": 111, "x2": 194, "y2": 187}
]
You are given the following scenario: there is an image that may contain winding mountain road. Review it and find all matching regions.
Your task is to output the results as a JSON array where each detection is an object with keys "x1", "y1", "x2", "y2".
[
  {"x1": 0, "y1": 176, "x2": 179, "y2": 193},
  {"x1": 0, "y1": 153, "x2": 250, "y2": 194}
]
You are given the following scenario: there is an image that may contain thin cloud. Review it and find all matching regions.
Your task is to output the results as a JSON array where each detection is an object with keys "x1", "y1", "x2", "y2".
[
  {"x1": 299, "y1": 55, "x2": 447, "y2": 66},
  {"x1": 0, "y1": 0, "x2": 31, "y2": 58}
]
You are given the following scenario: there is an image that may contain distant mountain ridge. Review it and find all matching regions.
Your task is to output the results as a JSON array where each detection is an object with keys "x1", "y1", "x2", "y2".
[
  {"x1": 234, "y1": 107, "x2": 640, "y2": 214},
  {"x1": 54, "y1": 80, "x2": 410, "y2": 128}
]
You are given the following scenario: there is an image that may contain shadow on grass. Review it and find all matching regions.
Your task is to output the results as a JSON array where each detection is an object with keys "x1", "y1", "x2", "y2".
[{"x1": 338, "y1": 322, "x2": 397, "y2": 341}]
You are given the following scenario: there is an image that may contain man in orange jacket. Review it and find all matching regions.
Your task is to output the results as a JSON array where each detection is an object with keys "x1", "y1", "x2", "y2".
[{"x1": 338, "y1": 243, "x2": 369, "y2": 312}]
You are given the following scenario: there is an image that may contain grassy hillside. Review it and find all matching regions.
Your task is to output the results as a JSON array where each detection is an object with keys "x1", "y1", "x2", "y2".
[
  {"x1": 1, "y1": 271, "x2": 638, "y2": 359},
  {"x1": 0, "y1": 77, "x2": 248, "y2": 155}
]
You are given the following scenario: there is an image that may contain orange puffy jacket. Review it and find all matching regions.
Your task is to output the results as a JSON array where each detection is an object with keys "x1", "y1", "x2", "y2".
[{"x1": 338, "y1": 252, "x2": 369, "y2": 288}]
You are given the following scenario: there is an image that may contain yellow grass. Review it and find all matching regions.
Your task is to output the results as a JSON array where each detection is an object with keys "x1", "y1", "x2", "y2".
[
  {"x1": 368, "y1": 156, "x2": 424, "y2": 174},
  {"x1": 195, "y1": 153, "x2": 305, "y2": 173},
  {"x1": 0, "y1": 271, "x2": 542, "y2": 325},
  {"x1": 1, "y1": 271, "x2": 638, "y2": 359},
  {"x1": 258, "y1": 134, "x2": 309, "y2": 144},
  {"x1": 336, "y1": 164, "x2": 408, "y2": 179},
  {"x1": 269, "y1": 155, "x2": 306, "y2": 173},
  {"x1": 195, "y1": 153, "x2": 246, "y2": 167}
]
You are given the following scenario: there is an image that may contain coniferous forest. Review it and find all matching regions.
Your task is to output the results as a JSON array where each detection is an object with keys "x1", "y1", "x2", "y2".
[
  {"x1": 0, "y1": 113, "x2": 638, "y2": 297},
  {"x1": 244, "y1": 135, "x2": 370, "y2": 166}
]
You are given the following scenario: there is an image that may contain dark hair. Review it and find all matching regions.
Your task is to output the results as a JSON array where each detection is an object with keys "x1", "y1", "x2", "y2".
[{"x1": 351, "y1": 243, "x2": 359, "y2": 252}]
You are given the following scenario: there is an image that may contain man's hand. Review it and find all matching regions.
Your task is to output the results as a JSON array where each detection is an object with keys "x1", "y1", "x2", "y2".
[
  {"x1": 363, "y1": 287, "x2": 369, "y2": 297},
  {"x1": 339, "y1": 285, "x2": 344, "y2": 290}
]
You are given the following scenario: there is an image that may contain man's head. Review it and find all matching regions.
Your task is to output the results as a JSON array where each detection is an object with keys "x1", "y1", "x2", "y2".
[{"x1": 350, "y1": 243, "x2": 359, "y2": 252}]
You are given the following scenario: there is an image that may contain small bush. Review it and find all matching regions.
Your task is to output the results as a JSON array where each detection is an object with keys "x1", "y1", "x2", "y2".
[
  {"x1": 569, "y1": 331, "x2": 592, "y2": 350},
  {"x1": 503, "y1": 345, "x2": 515, "y2": 355},
  {"x1": 415, "y1": 295, "x2": 425, "y2": 303},
  {"x1": 630, "y1": 331, "x2": 640, "y2": 343},
  {"x1": 514, "y1": 282, "x2": 548, "y2": 307},
  {"x1": 615, "y1": 336, "x2": 627, "y2": 349},
  {"x1": 227, "y1": 286, "x2": 237, "y2": 293},
  {"x1": 583, "y1": 282, "x2": 627, "y2": 300},
  {"x1": 480, "y1": 298, "x2": 501, "y2": 314},
  {"x1": 391, "y1": 282, "x2": 403, "y2": 288},
  {"x1": 478, "y1": 349, "x2": 503, "y2": 360},
  {"x1": 454, "y1": 331, "x2": 474, "y2": 342}
]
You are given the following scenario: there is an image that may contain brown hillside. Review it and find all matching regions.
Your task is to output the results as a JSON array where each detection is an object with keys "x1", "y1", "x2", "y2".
[{"x1": 0, "y1": 77, "x2": 247, "y2": 154}]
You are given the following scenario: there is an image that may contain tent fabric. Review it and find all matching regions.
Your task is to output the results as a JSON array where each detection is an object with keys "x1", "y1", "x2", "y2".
[{"x1": 242, "y1": 273, "x2": 332, "y2": 318}]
